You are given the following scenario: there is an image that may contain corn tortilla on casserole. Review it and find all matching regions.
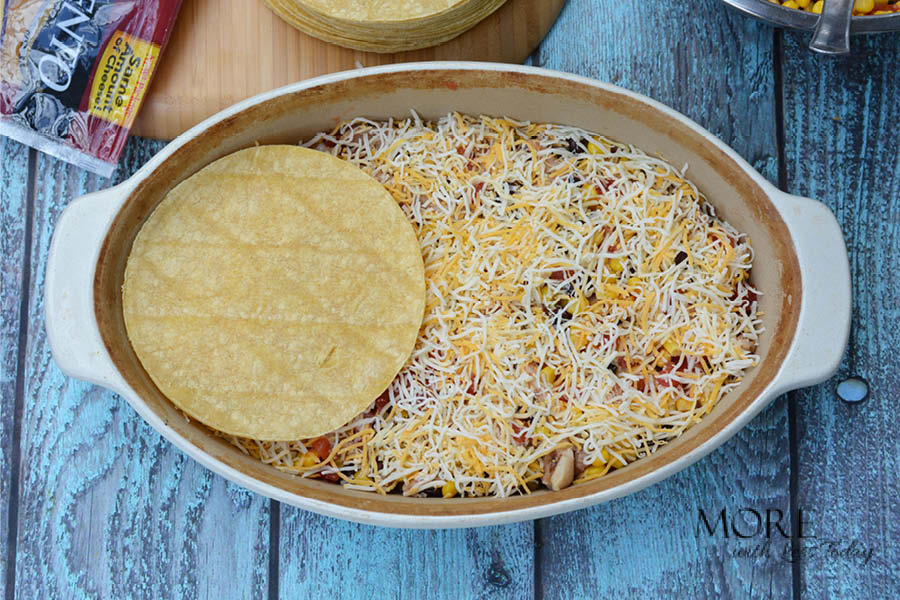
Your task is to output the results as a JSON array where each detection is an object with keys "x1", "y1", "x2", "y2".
[{"x1": 216, "y1": 113, "x2": 764, "y2": 498}]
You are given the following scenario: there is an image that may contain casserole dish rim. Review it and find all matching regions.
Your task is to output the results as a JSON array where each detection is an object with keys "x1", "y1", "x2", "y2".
[{"x1": 45, "y1": 62, "x2": 851, "y2": 528}]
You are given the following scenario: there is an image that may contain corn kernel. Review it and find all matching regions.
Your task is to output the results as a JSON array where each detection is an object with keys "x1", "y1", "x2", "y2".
[
  {"x1": 581, "y1": 465, "x2": 605, "y2": 480},
  {"x1": 782, "y1": 1, "x2": 799, "y2": 8},
  {"x1": 663, "y1": 337, "x2": 679, "y2": 355},
  {"x1": 854, "y1": 0, "x2": 874, "y2": 12},
  {"x1": 442, "y1": 481, "x2": 457, "y2": 498},
  {"x1": 541, "y1": 366, "x2": 557, "y2": 385},
  {"x1": 570, "y1": 292, "x2": 590, "y2": 314},
  {"x1": 569, "y1": 328, "x2": 589, "y2": 351},
  {"x1": 796, "y1": 0, "x2": 810, "y2": 7},
  {"x1": 608, "y1": 257, "x2": 625, "y2": 273},
  {"x1": 604, "y1": 283, "x2": 625, "y2": 297},
  {"x1": 675, "y1": 398, "x2": 693, "y2": 412},
  {"x1": 811, "y1": 0, "x2": 824, "y2": 13},
  {"x1": 599, "y1": 448, "x2": 625, "y2": 469},
  {"x1": 587, "y1": 142, "x2": 602, "y2": 154},
  {"x1": 299, "y1": 451, "x2": 319, "y2": 468}
]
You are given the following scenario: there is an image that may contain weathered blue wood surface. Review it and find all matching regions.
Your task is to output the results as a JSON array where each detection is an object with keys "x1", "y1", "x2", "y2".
[
  {"x1": 534, "y1": 2, "x2": 792, "y2": 597},
  {"x1": 2, "y1": 0, "x2": 898, "y2": 598},
  {"x1": 781, "y1": 31, "x2": 900, "y2": 599},
  {"x1": 11, "y1": 141, "x2": 271, "y2": 599},
  {"x1": 0, "y1": 138, "x2": 30, "y2": 599},
  {"x1": 278, "y1": 513, "x2": 534, "y2": 598}
]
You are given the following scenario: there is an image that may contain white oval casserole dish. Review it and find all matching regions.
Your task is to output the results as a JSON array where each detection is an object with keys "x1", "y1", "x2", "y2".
[{"x1": 45, "y1": 62, "x2": 851, "y2": 528}]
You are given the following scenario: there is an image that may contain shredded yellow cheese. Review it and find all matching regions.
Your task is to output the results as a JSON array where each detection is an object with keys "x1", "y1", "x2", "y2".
[{"x1": 221, "y1": 113, "x2": 763, "y2": 498}]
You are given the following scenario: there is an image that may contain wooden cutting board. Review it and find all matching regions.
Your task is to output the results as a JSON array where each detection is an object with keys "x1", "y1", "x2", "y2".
[{"x1": 133, "y1": 0, "x2": 566, "y2": 140}]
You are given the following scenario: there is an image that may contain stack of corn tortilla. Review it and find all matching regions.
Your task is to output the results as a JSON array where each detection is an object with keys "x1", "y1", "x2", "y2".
[{"x1": 264, "y1": 0, "x2": 507, "y2": 52}]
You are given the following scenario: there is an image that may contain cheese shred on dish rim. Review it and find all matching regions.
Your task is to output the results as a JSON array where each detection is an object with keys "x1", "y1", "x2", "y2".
[{"x1": 219, "y1": 113, "x2": 764, "y2": 498}]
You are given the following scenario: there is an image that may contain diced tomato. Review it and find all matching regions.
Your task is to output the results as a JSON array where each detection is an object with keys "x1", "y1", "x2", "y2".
[
  {"x1": 729, "y1": 286, "x2": 758, "y2": 313},
  {"x1": 656, "y1": 376, "x2": 677, "y2": 388},
  {"x1": 473, "y1": 181, "x2": 484, "y2": 195},
  {"x1": 659, "y1": 360, "x2": 678, "y2": 373},
  {"x1": 595, "y1": 177, "x2": 614, "y2": 194},
  {"x1": 310, "y1": 437, "x2": 332, "y2": 461},
  {"x1": 654, "y1": 361, "x2": 682, "y2": 389},
  {"x1": 375, "y1": 390, "x2": 390, "y2": 413},
  {"x1": 365, "y1": 390, "x2": 391, "y2": 417},
  {"x1": 550, "y1": 269, "x2": 574, "y2": 281},
  {"x1": 590, "y1": 332, "x2": 613, "y2": 350},
  {"x1": 511, "y1": 420, "x2": 530, "y2": 445},
  {"x1": 743, "y1": 289, "x2": 758, "y2": 311}
]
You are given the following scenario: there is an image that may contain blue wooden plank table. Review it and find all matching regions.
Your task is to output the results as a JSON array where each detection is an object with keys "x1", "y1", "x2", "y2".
[{"x1": 2, "y1": 1, "x2": 898, "y2": 598}]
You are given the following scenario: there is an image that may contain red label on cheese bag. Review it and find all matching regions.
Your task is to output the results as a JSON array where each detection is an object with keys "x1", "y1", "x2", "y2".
[{"x1": 0, "y1": 0, "x2": 181, "y2": 176}]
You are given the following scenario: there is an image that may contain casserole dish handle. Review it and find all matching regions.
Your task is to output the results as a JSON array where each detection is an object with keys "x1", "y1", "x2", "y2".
[
  {"x1": 768, "y1": 190, "x2": 851, "y2": 392},
  {"x1": 45, "y1": 185, "x2": 130, "y2": 391}
]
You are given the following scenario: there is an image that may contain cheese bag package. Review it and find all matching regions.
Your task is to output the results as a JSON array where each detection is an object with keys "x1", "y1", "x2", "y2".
[{"x1": 0, "y1": 0, "x2": 181, "y2": 177}]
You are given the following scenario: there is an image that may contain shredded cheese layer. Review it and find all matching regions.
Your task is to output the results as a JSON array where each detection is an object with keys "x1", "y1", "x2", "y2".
[{"x1": 221, "y1": 113, "x2": 763, "y2": 498}]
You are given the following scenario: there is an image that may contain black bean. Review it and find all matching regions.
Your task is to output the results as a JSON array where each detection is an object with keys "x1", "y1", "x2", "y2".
[
  {"x1": 547, "y1": 301, "x2": 573, "y2": 324},
  {"x1": 675, "y1": 251, "x2": 688, "y2": 264}
]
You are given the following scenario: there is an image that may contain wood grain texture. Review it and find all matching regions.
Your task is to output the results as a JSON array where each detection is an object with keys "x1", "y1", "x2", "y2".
[
  {"x1": 133, "y1": 0, "x2": 565, "y2": 140},
  {"x1": 0, "y1": 138, "x2": 30, "y2": 599},
  {"x1": 533, "y1": 1, "x2": 792, "y2": 597},
  {"x1": 7, "y1": 2, "x2": 899, "y2": 597},
  {"x1": 278, "y1": 508, "x2": 534, "y2": 599},
  {"x1": 13, "y1": 139, "x2": 272, "y2": 600},
  {"x1": 781, "y1": 30, "x2": 900, "y2": 599}
]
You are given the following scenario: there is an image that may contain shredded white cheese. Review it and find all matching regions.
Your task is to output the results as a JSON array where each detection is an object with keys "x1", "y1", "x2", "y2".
[{"x1": 221, "y1": 113, "x2": 763, "y2": 498}]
